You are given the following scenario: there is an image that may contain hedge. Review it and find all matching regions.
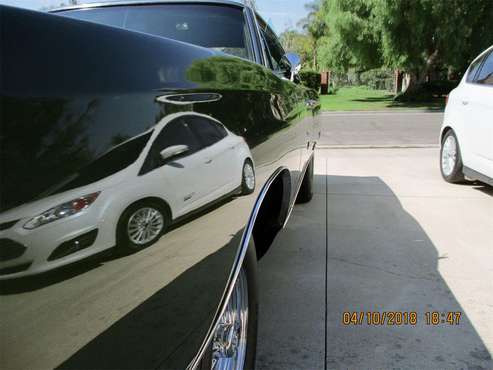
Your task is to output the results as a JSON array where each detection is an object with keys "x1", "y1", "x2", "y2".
[{"x1": 299, "y1": 70, "x2": 320, "y2": 92}]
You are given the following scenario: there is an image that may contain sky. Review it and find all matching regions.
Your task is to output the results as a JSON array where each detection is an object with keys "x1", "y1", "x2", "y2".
[{"x1": 0, "y1": 0, "x2": 310, "y2": 34}]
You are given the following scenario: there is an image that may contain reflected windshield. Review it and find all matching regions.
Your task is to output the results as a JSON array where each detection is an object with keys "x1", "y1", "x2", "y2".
[{"x1": 60, "y1": 4, "x2": 253, "y2": 61}]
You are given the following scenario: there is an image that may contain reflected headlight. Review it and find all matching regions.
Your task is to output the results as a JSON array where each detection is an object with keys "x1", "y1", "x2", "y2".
[{"x1": 23, "y1": 192, "x2": 100, "y2": 230}]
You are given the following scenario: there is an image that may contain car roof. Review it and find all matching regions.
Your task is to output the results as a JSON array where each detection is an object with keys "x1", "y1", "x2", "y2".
[{"x1": 50, "y1": 0, "x2": 252, "y2": 13}]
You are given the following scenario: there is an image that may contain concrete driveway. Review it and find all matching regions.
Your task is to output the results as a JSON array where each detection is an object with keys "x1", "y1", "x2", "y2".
[{"x1": 256, "y1": 112, "x2": 493, "y2": 370}]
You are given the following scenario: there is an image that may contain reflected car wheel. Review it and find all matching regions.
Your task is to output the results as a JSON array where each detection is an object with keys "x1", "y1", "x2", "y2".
[
  {"x1": 241, "y1": 160, "x2": 255, "y2": 195},
  {"x1": 440, "y1": 130, "x2": 465, "y2": 183},
  {"x1": 200, "y1": 239, "x2": 258, "y2": 370},
  {"x1": 117, "y1": 200, "x2": 170, "y2": 251}
]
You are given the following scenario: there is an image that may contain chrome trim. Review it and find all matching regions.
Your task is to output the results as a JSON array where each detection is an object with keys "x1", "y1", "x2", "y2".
[
  {"x1": 283, "y1": 151, "x2": 314, "y2": 228},
  {"x1": 243, "y1": 6, "x2": 262, "y2": 65},
  {"x1": 50, "y1": 0, "x2": 247, "y2": 13},
  {"x1": 251, "y1": 11, "x2": 269, "y2": 68},
  {"x1": 156, "y1": 93, "x2": 223, "y2": 105},
  {"x1": 187, "y1": 166, "x2": 289, "y2": 370}
]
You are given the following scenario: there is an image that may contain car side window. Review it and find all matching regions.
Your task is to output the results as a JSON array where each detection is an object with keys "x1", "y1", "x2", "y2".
[
  {"x1": 140, "y1": 118, "x2": 201, "y2": 174},
  {"x1": 186, "y1": 116, "x2": 227, "y2": 147},
  {"x1": 466, "y1": 54, "x2": 485, "y2": 83},
  {"x1": 475, "y1": 51, "x2": 493, "y2": 85}
]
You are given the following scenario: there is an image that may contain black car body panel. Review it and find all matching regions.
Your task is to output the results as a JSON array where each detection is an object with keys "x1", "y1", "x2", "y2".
[{"x1": 0, "y1": 2, "x2": 320, "y2": 369}]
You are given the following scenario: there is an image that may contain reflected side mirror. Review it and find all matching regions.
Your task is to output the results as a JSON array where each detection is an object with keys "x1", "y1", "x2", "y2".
[
  {"x1": 285, "y1": 52, "x2": 302, "y2": 82},
  {"x1": 159, "y1": 145, "x2": 189, "y2": 163}
]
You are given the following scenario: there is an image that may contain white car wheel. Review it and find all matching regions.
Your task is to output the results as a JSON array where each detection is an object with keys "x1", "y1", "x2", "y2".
[
  {"x1": 241, "y1": 161, "x2": 255, "y2": 195},
  {"x1": 440, "y1": 130, "x2": 464, "y2": 183}
]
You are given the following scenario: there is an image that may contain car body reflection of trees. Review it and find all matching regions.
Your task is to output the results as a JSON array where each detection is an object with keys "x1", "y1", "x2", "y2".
[
  {"x1": 0, "y1": 2, "x2": 319, "y2": 369},
  {"x1": 0, "y1": 112, "x2": 253, "y2": 279}
]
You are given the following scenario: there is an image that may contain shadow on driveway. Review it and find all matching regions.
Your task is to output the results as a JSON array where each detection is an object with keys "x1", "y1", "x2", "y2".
[{"x1": 256, "y1": 174, "x2": 492, "y2": 370}]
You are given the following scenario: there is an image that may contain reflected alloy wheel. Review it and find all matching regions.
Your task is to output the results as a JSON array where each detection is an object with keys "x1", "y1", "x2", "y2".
[
  {"x1": 200, "y1": 239, "x2": 258, "y2": 370},
  {"x1": 117, "y1": 201, "x2": 169, "y2": 251},
  {"x1": 241, "y1": 160, "x2": 255, "y2": 195},
  {"x1": 440, "y1": 130, "x2": 464, "y2": 183},
  {"x1": 211, "y1": 268, "x2": 249, "y2": 370},
  {"x1": 127, "y1": 207, "x2": 164, "y2": 245}
]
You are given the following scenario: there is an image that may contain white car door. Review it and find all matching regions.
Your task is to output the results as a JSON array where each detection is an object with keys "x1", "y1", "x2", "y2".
[
  {"x1": 139, "y1": 117, "x2": 210, "y2": 218},
  {"x1": 464, "y1": 50, "x2": 493, "y2": 178},
  {"x1": 186, "y1": 116, "x2": 239, "y2": 198}
]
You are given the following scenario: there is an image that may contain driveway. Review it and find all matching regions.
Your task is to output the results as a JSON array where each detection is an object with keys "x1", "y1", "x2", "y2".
[{"x1": 256, "y1": 112, "x2": 493, "y2": 370}]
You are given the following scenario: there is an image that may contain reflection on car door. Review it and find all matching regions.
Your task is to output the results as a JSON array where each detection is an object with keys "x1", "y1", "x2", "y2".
[
  {"x1": 140, "y1": 117, "x2": 210, "y2": 217},
  {"x1": 257, "y1": 18, "x2": 311, "y2": 195},
  {"x1": 187, "y1": 116, "x2": 239, "y2": 197}
]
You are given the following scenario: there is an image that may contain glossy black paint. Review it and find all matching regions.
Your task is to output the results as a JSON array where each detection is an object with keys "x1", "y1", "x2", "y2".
[{"x1": 0, "y1": 2, "x2": 320, "y2": 369}]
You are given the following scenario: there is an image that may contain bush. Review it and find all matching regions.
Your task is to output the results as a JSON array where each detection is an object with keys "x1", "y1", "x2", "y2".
[
  {"x1": 299, "y1": 70, "x2": 320, "y2": 92},
  {"x1": 359, "y1": 69, "x2": 394, "y2": 91},
  {"x1": 327, "y1": 83, "x2": 338, "y2": 95}
]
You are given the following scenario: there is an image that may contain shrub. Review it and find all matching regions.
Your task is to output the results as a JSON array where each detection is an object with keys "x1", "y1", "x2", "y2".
[
  {"x1": 299, "y1": 70, "x2": 320, "y2": 92},
  {"x1": 360, "y1": 69, "x2": 394, "y2": 91}
]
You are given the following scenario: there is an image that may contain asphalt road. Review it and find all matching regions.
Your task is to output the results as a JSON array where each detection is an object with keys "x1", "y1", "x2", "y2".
[
  {"x1": 317, "y1": 111, "x2": 443, "y2": 147},
  {"x1": 256, "y1": 111, "x2": 493, "y2": 370}
]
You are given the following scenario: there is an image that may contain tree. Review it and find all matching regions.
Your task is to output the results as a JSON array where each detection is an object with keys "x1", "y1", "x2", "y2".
[
  {"x1": 317, "y1": 0, "x2": 493, "y2": 93},
  {"x1": 317, "y1": 0, "x2": 381, "y2": 72},
  {"x1": 372, "y1": 0, "x2": 493, "y2": 91},
  {"x1": 297, "y1": 1, "x2": 327, "y2": 70},
  {"x1": 279, "y1": 30, "x2": 313, "y2": 68}
]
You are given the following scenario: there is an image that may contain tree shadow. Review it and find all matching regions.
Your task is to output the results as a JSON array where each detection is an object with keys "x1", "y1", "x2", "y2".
[{"x1": 350, "y1": 95, "x2": 445, "y2": 111}]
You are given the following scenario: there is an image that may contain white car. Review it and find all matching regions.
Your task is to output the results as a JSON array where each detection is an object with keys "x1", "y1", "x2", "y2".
[
  {"x1": 0, "y1": 112, "x2": 255, "y2": 279},
  {"x1": 440, "y1": 45, "x2": 493, "y2": 185}
]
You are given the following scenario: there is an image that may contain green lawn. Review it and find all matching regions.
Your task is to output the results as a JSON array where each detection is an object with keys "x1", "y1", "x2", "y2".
[{"x1": 320, "y1": 86, "x2": 445, "y2": 111}]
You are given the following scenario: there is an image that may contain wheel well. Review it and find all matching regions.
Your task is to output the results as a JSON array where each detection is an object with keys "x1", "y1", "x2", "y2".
[
  {"x1": 252, "y1": 169, "x2": 291, "y2": 259},
  {"x1": 121, "y1": 197, "x2": 172, "y2": 221},
  {"x1": 441, "y1": 126, "x2": 453, "y2": 143}
]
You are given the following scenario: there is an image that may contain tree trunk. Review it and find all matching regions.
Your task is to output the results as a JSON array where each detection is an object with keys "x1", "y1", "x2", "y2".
[{"x1": 404, "y1": 69, "x2": 426, "y2": 94}]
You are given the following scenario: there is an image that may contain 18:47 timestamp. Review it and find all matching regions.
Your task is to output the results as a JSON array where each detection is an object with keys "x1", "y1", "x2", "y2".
[{"x1": 425, "y1": 311, "x2": 461, "y2": 325}]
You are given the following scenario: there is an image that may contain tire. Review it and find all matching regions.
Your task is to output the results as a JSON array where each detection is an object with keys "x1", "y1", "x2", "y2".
[
  {"x1": 200, "y1": 239, "x2": 258, "y2": 370},
  {"x1": 116, "y1": 200, "x2": 170, "y2": 252},
  {"x1": 296, "y1": 154, "x2": 314, "y2": 204},
  {"x1": 241, "y1": 159, "x2": 255, "y2": 195},
  {"x1": 440, "y1": 130, "x2": 465, "y2": 183}
]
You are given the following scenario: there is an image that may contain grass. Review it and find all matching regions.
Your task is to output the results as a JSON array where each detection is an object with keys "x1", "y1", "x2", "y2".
[{"x1": 320, "y1": 86, "x2": 445, "y2": 111}]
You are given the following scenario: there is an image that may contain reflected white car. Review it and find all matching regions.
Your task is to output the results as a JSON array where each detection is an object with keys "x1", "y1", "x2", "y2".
[
  {"x1": 0, "y1": 112, "x2": 255, "y2": 279},
  {"x1": 440, "y1": 45, "x2": 493, "y2": 185}
]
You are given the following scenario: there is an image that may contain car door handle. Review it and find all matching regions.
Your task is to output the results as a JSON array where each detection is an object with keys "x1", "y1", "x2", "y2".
[
  {"x1": 204, "y1": 159, "x2": 212, "y2": 164},
  {"x1": 462, "y1": 100, "x2": 469, "y2": 105}
]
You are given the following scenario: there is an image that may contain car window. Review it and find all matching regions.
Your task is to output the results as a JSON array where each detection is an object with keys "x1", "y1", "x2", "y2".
[
  {"x1": 61, "y1": 4, "x2": 254, "y2": 61},
  {"x1": 466, "y1": 54, "x2": 485, "y2": 83},
  {"x1": 140, "y1": 118, "x2": 201, "y2": 174},
  {"x1": 259, "y1": 29, "x2": 275, "y2": 70},
  {"x1": 58, "y1": 131, "x2": 153, "y2": 192},
  {"x1": 255, "y1": 16, "x2": 290, "y2": 76},
  {"x1": 186, "y1": 116, "x2": 228, "y2": 147},
  {"x1": 263, "y1": 27, "x2": 286, "y2": 71},
  {"x1": 475, "y1": 51, "x2": 493, "y2": 85}
]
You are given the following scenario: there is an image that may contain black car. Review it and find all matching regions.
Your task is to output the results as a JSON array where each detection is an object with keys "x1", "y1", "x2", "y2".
[{"x1": 0, "y1": 1, "x2": 320, "y2": 369}]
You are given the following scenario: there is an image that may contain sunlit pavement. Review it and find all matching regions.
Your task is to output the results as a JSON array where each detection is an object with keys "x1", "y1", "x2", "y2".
[{"x1": 256, "y1": 112, "x2": 493, "y2": 370}]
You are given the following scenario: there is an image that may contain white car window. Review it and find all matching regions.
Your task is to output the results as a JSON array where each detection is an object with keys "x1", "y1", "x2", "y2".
[
  {"x1": 475, "y1": 51, "x2": 493, "y2": 86},
  {"x1": 466, "y1": 54, "x2": 486, "y2": 83}
]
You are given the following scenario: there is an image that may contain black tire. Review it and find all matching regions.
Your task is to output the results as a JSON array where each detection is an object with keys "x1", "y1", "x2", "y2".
[
  {"x1": 440, "y1": 130, "x2": 465, "y2": 183},
  {"x1": 241, "y1": 159, "x2": 256, "y2": 195},
  {"x1": 296, "y1": 154, "x2": 314, "y2": 204},
  {"x1": 199, "y1": 238, "x2": 258, "y2": 370},
  {"x1": 116, "y1": 200, "x2": 170, "y2": 252}
]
